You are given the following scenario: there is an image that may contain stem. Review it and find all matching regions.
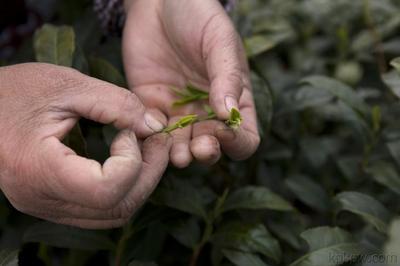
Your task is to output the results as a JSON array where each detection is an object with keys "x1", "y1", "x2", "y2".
[
  {"x1": 115, "y1": 225, "x2": 133, "y2": 266},
  {"x1": 363, "y1": 0, "x2": 387, "y2": 74},
  {"x1": 189, "y1": 220, "x2": 213, "y2": 266}
]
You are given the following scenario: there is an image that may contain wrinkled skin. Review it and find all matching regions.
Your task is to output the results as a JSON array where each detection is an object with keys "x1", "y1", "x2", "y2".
[
  {"x1": 123, "y1": 0, "x2": 260, "y2": 168},
  {"x1": 0, "y1": 63, "x2": 171, "y2": 229}
]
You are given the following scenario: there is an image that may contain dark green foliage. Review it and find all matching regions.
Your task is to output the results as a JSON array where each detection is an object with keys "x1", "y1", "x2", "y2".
[{"x1": 2, "y1": 0, "x2": 400, "y2": 265}]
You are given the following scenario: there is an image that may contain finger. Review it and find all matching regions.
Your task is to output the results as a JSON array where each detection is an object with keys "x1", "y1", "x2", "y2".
[
  {"x1": 203, "y1": 16, "x2": 245, "y2": 120},
  {"x1": 47, "y1": 216, "x2": 127, "y2": 229},
  {"x1": 169, "y1": 116, "x2": 193, "y2": 168},
  {"x1": 190, "y1": 135, "x2": 221, "y2": 165},
  {"x1": 65, "y1": 75, "x2": 166, "y2": 138},
  {"x1": 215, "y1": 90, "x2": 260, "y2": 160},
  {"x1": 41, "y1": 130, "x2": 142, "y2": 209},
  {"x1": 123, "y1": 133, "x2": 172, "y2": 209}
]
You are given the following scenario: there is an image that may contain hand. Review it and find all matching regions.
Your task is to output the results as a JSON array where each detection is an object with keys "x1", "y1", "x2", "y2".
[
  {"x1": 122, "y1": 0, "x2": 260, "y2": 168},
  {"x1": 0, "y1": 63, "x2": 171, "y2": 229}
]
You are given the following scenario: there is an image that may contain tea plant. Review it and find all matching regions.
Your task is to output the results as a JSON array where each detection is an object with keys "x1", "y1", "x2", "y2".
[{"x1": 1, "y1": 0, "x2": 400, "y2": 266}]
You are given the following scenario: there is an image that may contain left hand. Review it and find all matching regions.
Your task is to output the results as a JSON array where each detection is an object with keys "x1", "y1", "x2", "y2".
[{"x1": 122, "y1": 0, "x2": 260, "y2": 167}]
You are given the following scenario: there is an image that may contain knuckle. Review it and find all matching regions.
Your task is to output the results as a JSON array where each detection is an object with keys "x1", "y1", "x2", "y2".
[
  {"x1": 119, "y1": 91, "x2": 143, "y2": 116},
  {"x1": 112, "y1": 199, "x2": 138, "y2": 220}
]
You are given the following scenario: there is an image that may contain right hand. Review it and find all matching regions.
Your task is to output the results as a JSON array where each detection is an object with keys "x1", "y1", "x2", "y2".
[{"x1": 0, "y1": 63, "x2": 171, "y2": 229}]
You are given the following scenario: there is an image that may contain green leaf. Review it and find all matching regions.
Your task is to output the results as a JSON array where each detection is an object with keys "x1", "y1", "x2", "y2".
[
  {"x1": 88, "y1": 57, "x2": 126, "y2": 87},
  {"x1": 300, "y1": 76, "x2": 369, "y2": 117},
  {"x1": 384, "y1": 218, "x2": 400, "y2": 266},
  {"x1": 367, "y1": 161, "x2": 400, "y2": 195},
  {"x1": 150, "y1": 178, "x2": 208, "y2": 219},
  {"x1": 223, "y1": 186, "x2": 294, "y2": 213},
  {"x1": 34, "y1": 24, "x2": 76, "y2": 67},
  {"x1": 285, "y1": 175, "x2": 331, "y2": 212},
  {"x1": 162, "y1": 115, "x2": 198, "y2": 133},
  {"x1": 226, "y1": 108, "x2": 243, "y2": 129},
  {"x1": 165, "y1": 218, "x2": 201, "y2": 249},
  {"x1": 387, "y1": 139, "x2": 400, "y2": 167},
  {"x1": 222, "y1": 249, "x2": 270, "y2": 266},
  {"x1": 213, "y1": 222, "x2": 281, "y2": 263},
  {"x1": 244, "y1": 35, "x2": 276, "y2": 57},
  {"x1": 251, "y1": 72, "x2": 273, "y2": 134},
  {"x1": 0, "y1": 249, "x2": 18, "y2": 266},
  {"x1": 390, "y1": 57, "x2": 400, "y2": 73},
  {"x1": 171, "y1": 85, "x2": 209, "y2": 106},
  {"x1": 290, "y1": 227, "x2": 365, "y2": 266},
  {"x1": 382, "y1": 70, "x2": 400, "y2": 99},
  {"x1": 23, "y1": 222, "x2": 115, "y2": 250},
  {"x1": 334, "y1": 192, "x2": 391, "y2": 233}
]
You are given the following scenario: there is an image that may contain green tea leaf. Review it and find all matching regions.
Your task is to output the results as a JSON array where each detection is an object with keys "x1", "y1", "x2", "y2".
[
  {"x1": 334, "y1": 192, "x2": 391, "y2": 233},
  {"x1": 172, "y1": 85, "x2": 209, "y2": 106},
  {"x1": 390, "y1": 57, "x2": 400, "y2": 73},
  {"x1": 222, "y1": 249, "x2": 270, "y2": 266},
  {"x1": 223, "y1": 186, "x2": 294, "y2": 212},
  {"x1": 0, "y1": 249, "x2": 18, "y2": 266},
  {"x1": 382, "y1": 71, "x2": 400, "y2": 99},
  {"x1": 213, "y1": 222, "x2": 281, "y2": 263},
  {"x1": 88, "y1": 57, "x2": 126, "y2": 87},
  {"x1": 165, "y1": 218, "x2": 201, "y2": 249},
  {"x1": 244, "y1": 35, "x2": 276, "y2": 57},
  {"x1": 290, "y1": 227, "x2": 365, "y2": 266},
  {"x1": 162, "y1": 115, "x2": 198, "y2": 133},
  {"x1": 367, "y1": 161, "x2": 400, "y2": 195},
  {"x1": 23, "y1": 222, "x2": 115, "y2": 250},
  {"x1": 150, "y1": 178, "x2": 208, "y2": 219},
  {"x1": 226, "y1": 108, "x2": 243, "y2": 129},
  {"x1": 301, "y1": 76, "x2": 369, "y2": 117},
  {"x1": 387, "y1": 140, "x2": 400, "y2": 167},
  {"x1": 34, "y1": 24, "x2": 75, "y2": 67},
  {"x1": 285, "y1": 175, "x2": 331, "y2": 212}
]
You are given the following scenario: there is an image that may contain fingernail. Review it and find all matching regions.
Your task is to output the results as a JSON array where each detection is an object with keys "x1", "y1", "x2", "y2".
[
  {"x1": 144, "y1": 112, "x2": 165, "y2": 132},
  {"x1": 225, "y1": 95, "x2": 238, "y2": 112}
]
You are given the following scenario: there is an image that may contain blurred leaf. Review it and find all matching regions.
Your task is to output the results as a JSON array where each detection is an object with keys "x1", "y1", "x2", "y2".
[
  {"x1": 301, "y1": 76, "x2": 369, "y2": 117},
  {"x1": 34, "y1": 24, "x2": 75, "y2": 67},
  {"x1": 128, "y1": 262, "x2": 157, "y2": 266},
  {"x1": 367, "y1": 161, "x2": 400, "y2": 195},
  {"x1": 151, "y1": 179, "x2": 208, "y2": 219},
  {"x1": 290, "y1": 227, "x2": 365, "y2": 266},
  {"x1": 384, "y1": 218, "x2": 400, "y2": 266},
  {"x1": 223, "y1": 186, "x2": 294, "y2": 213},
  {"x1": 391, "y1": 57, "x2": 400, "y2": 73},
  {"x1": 334, "y1": 192, "x2": 391, "y2": 233},
  {"x1": 285, "y1": 175, "x2": 331, "y2": 212},
  {"x1": 0, "y1": 249, "x2": 18, "y2": 266},
  {"x1": 387, "y1": 139, "x2": 400, "y2": 167},
  {"x1": 222, "y1": 249, "x2": 269, "y2": 266},
  {"x1": 251, "y1": 72, "x2": 273, "y2": 134},
  {"x1": 23, "y1": 222, "x2": 115, "y2": 250},
  {"x1": 372, "y1": 106, "x2": 381, "y2": 133},
  {"x1": 213, "y1": 222, "x2": 281, "y2": 263},
  {"x1": 165, "y1": 218, "x2": 201, "y2": 249},
  {"x1": 88, "y1": 57, "x2": 126, "y2": 88},
  {"x1": 382, "y1": 71, "x2": 400, "y2": 99},
  {"x1": 245, "y1": 35, "x2": 276, "y2": 57}
]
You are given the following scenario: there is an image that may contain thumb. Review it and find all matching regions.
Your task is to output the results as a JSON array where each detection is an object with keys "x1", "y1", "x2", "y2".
[
  {"x1": 204, "y1": 17, "x2": 245, "y2": 119},
  {"x1": 65, "y1": 75, "x2": 166, "y2": 138}
]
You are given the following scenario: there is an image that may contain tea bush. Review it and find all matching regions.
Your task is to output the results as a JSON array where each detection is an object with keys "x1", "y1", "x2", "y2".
[{"x1": 2, "y1": 0, "x2": 400, "y2": 265}]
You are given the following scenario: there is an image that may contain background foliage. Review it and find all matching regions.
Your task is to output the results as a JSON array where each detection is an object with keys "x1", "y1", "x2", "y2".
[{"x1": 3, "y1": 0, "x2": 400, "y2": 265}]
